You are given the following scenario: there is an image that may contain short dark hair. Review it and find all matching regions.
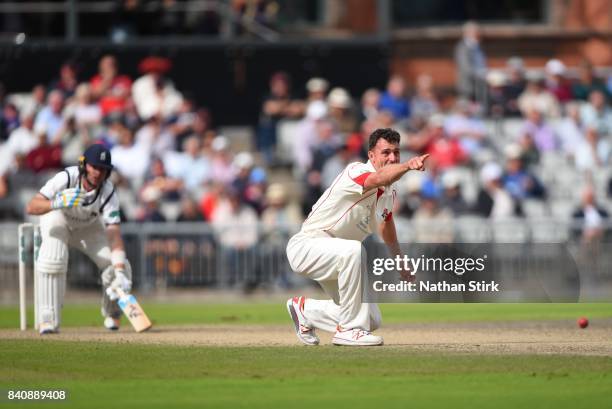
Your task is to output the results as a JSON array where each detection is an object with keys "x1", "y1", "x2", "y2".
[{"x1": 368, "y1": 128, "x2": 400, "y2": 151}]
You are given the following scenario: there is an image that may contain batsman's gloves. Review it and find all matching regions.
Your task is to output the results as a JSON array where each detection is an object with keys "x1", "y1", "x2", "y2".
[
  {"x1": 106, "y1": 269, "x2": 132, "y2": 301},
  {"x1": 50, "y1": 188, "x2": 86, "y2": 210}
]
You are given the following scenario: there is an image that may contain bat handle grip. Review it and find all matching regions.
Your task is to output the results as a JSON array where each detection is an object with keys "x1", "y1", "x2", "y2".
[{"x1": 113, "y1": 286, "x2": 127, "y2": 299}]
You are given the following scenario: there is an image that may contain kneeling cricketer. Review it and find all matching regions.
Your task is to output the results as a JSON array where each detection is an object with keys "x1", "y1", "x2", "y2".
[{"x1": 286, "y1": 128, "x2": 428, "y2": 346}]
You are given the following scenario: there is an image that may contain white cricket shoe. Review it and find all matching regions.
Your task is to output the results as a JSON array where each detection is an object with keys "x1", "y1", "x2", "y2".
[
  {"x1": 332, "y1": 326, "x2": 383, "y2": 346},
  {"x1": 286, "y1": 296, "x2": 319, "y2": 346},
  {"x1": 104, "y1": 317, "x2": 120, "y2": 331},
  {"x1": 39, "y1": 322, "x2": 58, "y2": 335}
]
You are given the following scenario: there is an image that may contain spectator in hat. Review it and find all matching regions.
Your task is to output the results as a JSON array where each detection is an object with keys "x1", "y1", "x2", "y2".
[
  {"x1": 136, "y1": 185, "x2": 166, "y2": 222},
  {"x1": 327, "y1": 87, "x2": 357, "y2": 134},
  {"x1": 518, "y1": 74, "x2": 560, "y2": 118},
  {"x1": 232, "y1": 151, "x2": 267, "y2": 213},
  {"x1": 210, "y1": 136, "x2": 235, "y2": 185},
  {"x1": 293, "y1": 100, "x2": 328, "y2": 177},
  {"x1": 132, "y1": 56, "x2": 183, "y2": 121},
  {"x1": 486, "y1": 70, "x2": 509, "y2": 117},
  {"x1": 396, "y1": 172, "x2": 425, "y2": 219},
  {"x1": 474, "y1": 162, "x2": 521, "y2": 219},
  {"x1": 440, "y1": 171, "x2": 470, "y2": 216},
  {"x1": 261, "y1": 183, "x2": 302, "y2": 236},
  {"x1": 305, "y1": 77, "x2": 329, "y2": 107},
  {"x1": 544, "y1": 59, "x2": 573, "y2": 103}
]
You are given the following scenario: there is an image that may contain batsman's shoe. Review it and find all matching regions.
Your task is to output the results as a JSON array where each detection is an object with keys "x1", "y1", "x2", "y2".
[
  {"x1": 286, "y1": 296, "x2": 319, "y2": 346},
  {"x1": 332, "y1": 326, "x2": 383, "y2": 346},
  {"x1": 104, "y1": 317, "x2": 121, "y2": 331},
  {"x1": 39, "y1": 322, "x2": 58, "y2": 335}
]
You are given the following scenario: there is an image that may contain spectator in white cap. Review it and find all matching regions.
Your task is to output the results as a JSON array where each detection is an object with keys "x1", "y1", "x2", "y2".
[
  {"x1": 474, "y1": 162, "x2": 519, "y2": 219},
  {"x1": 327, "y1": 87, "x2": 357, "y2": 134},
  {"x1": 261, "y1": 183, "x2": 302, "y2": 236},
  {"x1": 518, "y1": 72, "x2": 560, "y2": 118},
  {"x1": 306, "y1": 77, "x2": 329, "y2": 104},
  {"x1": 293, "y1": 100, "x2": 328, "y2": 176},
  {"x1": 210, "y1": 135, "x2": 234, "y2": 185},
  {"x1": 440, "y1": 171, "x2": 470, "y2": 216},
  {"x1": 486, "y1": 70, "x2": 508, "y2": 117},
  {"x1": 545, "y1": 59, "x2": 573, "y2": 103}
]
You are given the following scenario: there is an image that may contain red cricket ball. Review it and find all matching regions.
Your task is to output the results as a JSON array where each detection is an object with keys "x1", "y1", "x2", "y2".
[{"x1": 578, "y1": 317, "x2": 589, "y2": 329}]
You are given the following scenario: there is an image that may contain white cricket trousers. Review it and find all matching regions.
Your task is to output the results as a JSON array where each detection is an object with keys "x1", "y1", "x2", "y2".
[
  {"x1": 286, "y1": 231, "x2": 381, "y2": 333},
  {"x1": 37, "y1": 211, "x2": 131, "y2": 328}
]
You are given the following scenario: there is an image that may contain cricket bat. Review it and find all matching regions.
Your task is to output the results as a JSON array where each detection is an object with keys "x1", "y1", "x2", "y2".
[{"x1": 114, "y1": 287, "x2": 152, "y2": 333}]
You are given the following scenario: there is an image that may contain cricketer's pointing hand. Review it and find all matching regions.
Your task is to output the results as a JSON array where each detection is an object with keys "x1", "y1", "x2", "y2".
[{"x1": 406, "y1": 154, "x2": 430, "y2": 171}]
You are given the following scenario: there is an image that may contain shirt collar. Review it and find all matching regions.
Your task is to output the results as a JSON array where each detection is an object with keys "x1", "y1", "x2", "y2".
[{"x1": 365, "y1": 160, "x2": 376, "y2": 172}]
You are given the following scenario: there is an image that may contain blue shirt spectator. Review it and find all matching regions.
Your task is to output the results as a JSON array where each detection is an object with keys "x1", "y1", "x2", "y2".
[{"x1": 379, "y1": 75, "x2": 410, "y2": 121}]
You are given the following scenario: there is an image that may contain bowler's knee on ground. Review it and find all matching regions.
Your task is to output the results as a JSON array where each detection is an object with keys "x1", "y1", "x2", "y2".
[{"x1": 287, "y1": 232, "x2": 378, "y2": 332}]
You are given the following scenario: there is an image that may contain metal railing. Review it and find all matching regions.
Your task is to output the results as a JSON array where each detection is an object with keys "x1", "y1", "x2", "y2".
[
  {"x1": 1, "y1": 219, "x2": 611, "y2": 301},
  {"x1": 0, "y1": 0, "x2": 281, "y2": 43}
]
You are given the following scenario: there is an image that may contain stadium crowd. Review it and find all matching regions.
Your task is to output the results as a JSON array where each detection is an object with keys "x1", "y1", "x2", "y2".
[{"x1": 1, "y1": 45, "x2": 612, "y2": 249}]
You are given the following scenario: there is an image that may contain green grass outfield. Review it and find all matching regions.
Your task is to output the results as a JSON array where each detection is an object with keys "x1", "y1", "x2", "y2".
[
  {"x1": 1, "y1": 302, "x2": 612, "y2": 328},
  {"x1": 1, "y1": 303, "x2": 612, "y2": 409}
]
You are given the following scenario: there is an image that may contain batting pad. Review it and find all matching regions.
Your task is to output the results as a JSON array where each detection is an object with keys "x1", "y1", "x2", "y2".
[{"x1": 38, "y1": 271, "x2": 66, "y2": 328}]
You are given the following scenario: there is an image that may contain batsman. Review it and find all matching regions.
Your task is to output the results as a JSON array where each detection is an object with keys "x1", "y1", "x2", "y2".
[
  {"x1": 286, "y1": 128, "x2": 428, "y2": 346},
  {"x1": 26, "y1": 144, "x2": 133, "y2": 334}
]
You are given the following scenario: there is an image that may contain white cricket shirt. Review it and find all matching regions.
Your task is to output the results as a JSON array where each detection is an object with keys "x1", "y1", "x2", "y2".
[
  {"x1": 39, "y1": 166, "x2": 120, "y2": 228},
  {"x1": 301, "y1": 161, "x2": 396, "y2": 242}
]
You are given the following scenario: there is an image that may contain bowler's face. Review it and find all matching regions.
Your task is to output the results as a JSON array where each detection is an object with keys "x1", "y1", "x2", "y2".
[{"x1": 368, "y1": 139, "x2": 400, "y2": 171}]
